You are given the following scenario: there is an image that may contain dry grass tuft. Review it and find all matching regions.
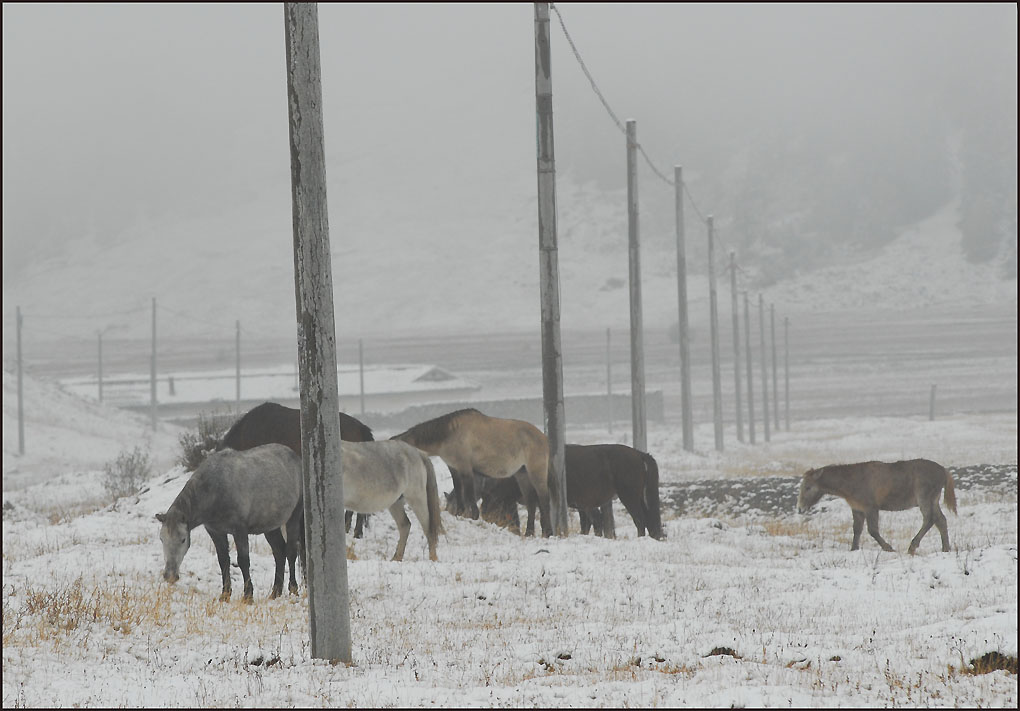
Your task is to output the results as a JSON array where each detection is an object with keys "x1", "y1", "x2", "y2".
[{"x1": 965, "y1": 651, "x2": 1018, "y2": 675}]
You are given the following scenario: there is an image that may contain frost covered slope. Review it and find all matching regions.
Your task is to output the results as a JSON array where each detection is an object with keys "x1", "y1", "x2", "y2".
[{"x1": 2, "y1": 370, "x2": 183, "y2": 491}]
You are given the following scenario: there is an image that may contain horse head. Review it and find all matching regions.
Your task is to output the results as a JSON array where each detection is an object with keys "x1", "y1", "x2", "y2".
[
  {"x1": 797, "y1": 468, "x2": 825, "y2": 514},
  {"x1": 155, "y1": 510, "x2": 191, "y2": 584}
]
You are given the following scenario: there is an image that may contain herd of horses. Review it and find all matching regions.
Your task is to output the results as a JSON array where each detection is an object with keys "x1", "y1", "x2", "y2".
[{"x1": 156, "y1": 401, "x2": 959, "y2": 601}]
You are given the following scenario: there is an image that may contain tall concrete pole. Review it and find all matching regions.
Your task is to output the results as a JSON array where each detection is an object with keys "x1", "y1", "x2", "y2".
[
  {"x1": 674, "y1": 166, "x2": 693, "y2": 451},
  {"x1": 784, "y1": 316, "x2": 790, "y2": 431},
  {"x1": 707, "y1": 217, "x2": 723, "y2": 451},
  {"x1": 285, "y1": 1, "x2": 350, "y2": 663},
  {"x1": 626, "y1": 119, "x2": 647, "y2": 453},
  {"x1": 535, "y1": 2, "x2": 568, "y2": 536},
  {"x1": 771, "y1": 304, "x2": 779, "y2": 432},
  {"x1": 730, "y1": 252, "x2": 743, "y2": 443},
  {"x1": 17, "y1": 306, "x2": 24, "y2": 455}
]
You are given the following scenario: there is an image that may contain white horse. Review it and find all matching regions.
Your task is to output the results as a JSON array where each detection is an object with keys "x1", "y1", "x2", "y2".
[{"x1": 340, "y1": 440, "x2": 442, "y2": 561}]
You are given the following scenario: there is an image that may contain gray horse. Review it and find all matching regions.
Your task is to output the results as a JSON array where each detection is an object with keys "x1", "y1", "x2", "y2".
[
  {"x1": 156, "y1": 443, "x2": 303, "y2": 601},
  {"x1": 341, "y1": 439, "x2": 442, "y2": 561}
]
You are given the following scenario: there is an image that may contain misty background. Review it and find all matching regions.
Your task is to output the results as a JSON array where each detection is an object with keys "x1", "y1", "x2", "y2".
[{"x1": 2, "y1": 3, "x2": 1017, "y2": 346}]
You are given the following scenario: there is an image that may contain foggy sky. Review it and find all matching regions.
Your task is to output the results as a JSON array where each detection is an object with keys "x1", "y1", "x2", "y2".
[{"x1": 3, "y1": 3, "x2": 1016, "y2": 281}]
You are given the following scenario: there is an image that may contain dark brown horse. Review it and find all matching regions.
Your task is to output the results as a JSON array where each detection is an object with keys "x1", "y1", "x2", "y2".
[
  {"x1": 460, "y1": 443, "x2": 664, "y2": 540},
  {"x1": 797, "y1": 458, "x2": 957, "y2": 554},
  {"x1": 218, "y1": 401, "x2": 375, "y2": 538},
  {"x1": 392, "y1": 408, "x2": 554, "y2": 537}
]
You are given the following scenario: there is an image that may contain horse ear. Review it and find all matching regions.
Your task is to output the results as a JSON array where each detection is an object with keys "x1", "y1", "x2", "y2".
[{"x1": 155, "y1": 512, "x2": 166, "y2": 523}]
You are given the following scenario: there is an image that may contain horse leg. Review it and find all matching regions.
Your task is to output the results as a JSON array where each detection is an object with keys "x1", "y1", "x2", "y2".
[
  {"x1": 599, "y1": 501, "x2": 616, "y2": 539},
  {"x1": 908, "y1": 500, "x2": 941, "y2": 555},
  {"x1": 617, "y1": 485, "x2": 647, "y2": 537},
  {"x1": 354, "y1": 514, "x2": 369, "y2": 539},
  {"x1": 344, "y1": 510, "x2": 353, "y2": 534},
  {"x1": 210, "y1": 531, "x2": 232, "y2": 602},
  {"x1": 234, "y1": 533, "x2": 254, "y2": 601},
  {"x1": 285, "y1": 511, "x2": 302, "y2": 594},
  {"x1": 388, "y1": 502, "x2": 412, "y2": 562},
  {"x1": 514, "y1": 474, "x2": 539, "y2": 537},
  {"x1": 850, "y1": 509, "x2": 865, "y2": 550},
  {"x1": 263, "y1": 528, "x2": 288, "y2": 599},
  {"x1": 933, "y1": 503, "x2": 951, "y2": 552},
  {"x1": 865, "y1": 510, "x2": 894, "y2": 552},
  {"x1": 406, "y1": 488, "x2": 438, "y2": 562},
  {"x1": 524, "y1": 469, "x2": 553, "y2": 538},
  {"x1": 579, "y1": 509, "x2": 592, "y2": 535}
]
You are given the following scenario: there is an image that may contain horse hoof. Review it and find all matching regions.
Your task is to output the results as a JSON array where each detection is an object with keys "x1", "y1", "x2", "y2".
[
  {"x1": 219, "y1": 592, "x2": 231, "y2": 602},
  {"x1": 289, "y1": 585, "x2": 300, "y2": 595},
  {"x1": 269, "y1": 590, "x2": 281, "y2": 600}
]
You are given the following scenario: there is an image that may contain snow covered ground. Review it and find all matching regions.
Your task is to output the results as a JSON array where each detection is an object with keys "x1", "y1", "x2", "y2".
[{"x1": 2, "y1": 369, "x2": 1016, "y2": 707}]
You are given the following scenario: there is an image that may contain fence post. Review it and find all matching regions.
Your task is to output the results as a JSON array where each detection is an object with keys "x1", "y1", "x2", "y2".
[
  {"x1": 535, "y1": 1, "x2": 569, "y2": 536},
  {"x1": 730, "y1": 252, "x2": 743, "y2": 443},
  {"x1": 98, "y1": 330, "x2": 104, "y2": 404},
  {"x1": 359, "y1": 339, "x2": 365, "y2": 416},
  {"x1": 929, "y1": 384, "x2": 936, "y2": 421},
  {"x1": 235, "y1": 320, "x2": 241, "y2": 412},
  {"x1": 606, "y1": 328, "x2": 612, "y2": 434},
  {"x1": 17, "y1": 306, "x2": 24, "y2": 455},
  {"x1": 771, "y1": 303, "x2": 778, "y2": 433},
  {"x1": 150, "y1": 297, "x2": 157, "y2": 430},
  {"x1": 784, "y1": 316, "x2": 790, "y2": 431},
  {"x1": 674, "y1": 166, "x2": 693, "y2": 451},
  {"x1": 744, "y1": 292, "x2": 755, "y2": 445},
  {"x1": 707, "y1": 216, "x2": 723, "y2": 451},
  {"x1": 759, "y1": 294, "x2": 770, "y2": 443},
  {"x1": 285, "y1": 0, "x2": 351, "y2": 663},
  {"x1": 626, "y1": 119, "x2": 647, "y2": 454}
]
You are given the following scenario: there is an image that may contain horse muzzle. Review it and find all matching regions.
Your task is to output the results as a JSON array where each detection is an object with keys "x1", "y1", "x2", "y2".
[{"x1": 163, "y1": 570, "x2": 180, "y2": 584}]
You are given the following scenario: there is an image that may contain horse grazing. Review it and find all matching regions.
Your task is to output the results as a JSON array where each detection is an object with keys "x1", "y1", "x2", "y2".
[
  {"x1": 797, "y1": 458, "x2": 957, "y2": 554},
  {"x1": 470, "y1": 443, "x2": 664, "y2": 540},
  {"x1": 340, "y1": 440, "x2": 442, "y2": 561},
  {"x1": 219, "y1": 401, "x2": 375, "y2": 538},
  {"x1": 392, "y1": 408, "x2": 553, "y2": 537},
  {"x1": 156, "y1": 443, "x2": 303, "y2": 601}
]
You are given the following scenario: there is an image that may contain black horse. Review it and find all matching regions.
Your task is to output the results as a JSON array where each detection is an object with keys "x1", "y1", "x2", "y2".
[
  {"x1": 452, "y1": 443, "x2": 664, "y2": 540},
  {"x1": 218, "y1": 401, "x2": 375, "y2": 538}
]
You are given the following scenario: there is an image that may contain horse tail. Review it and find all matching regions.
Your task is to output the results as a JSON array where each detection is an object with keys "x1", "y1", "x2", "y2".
[
  {"x1": 943, "y1": 467, "x2": 958, "y2": 515},
  {"x1": 642, "y1": 452, "x2": 664, "y2": 540},
  {"x1": 422, "y1": 452, "x2": 444, "y2": 541}
]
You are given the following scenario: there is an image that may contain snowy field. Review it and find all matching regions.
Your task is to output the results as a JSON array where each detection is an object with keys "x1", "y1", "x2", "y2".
[{"x1": 2, "y1": 369, "x2": 1017, "y2": 707}]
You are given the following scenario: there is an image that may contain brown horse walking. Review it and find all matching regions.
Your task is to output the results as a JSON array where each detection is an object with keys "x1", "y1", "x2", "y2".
[
  {"x1": 797, "y1": 458, "x2": 957, "y2": 554},
  {"x1": 392, "y1": 408, "x2": 554, "y2": 537}
]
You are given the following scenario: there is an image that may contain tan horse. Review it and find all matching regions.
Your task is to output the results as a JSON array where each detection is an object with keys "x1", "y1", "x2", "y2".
[
  {"x1": 392, "y1": 408, "x2": 553, "y2": 537},
  {"x1": 797, "y1": 458, "x2": 957, "y2": 554}
]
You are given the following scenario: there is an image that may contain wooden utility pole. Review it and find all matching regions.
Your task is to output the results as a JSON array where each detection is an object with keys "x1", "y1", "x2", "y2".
[
  {"x1": 784, "y1": 316, "x2": 790, "y2": 431},
  {"x1": 235, "y1": 320, "x2": 241, "y2": 412},
  {"x1": 759, "y1": 294, "x2": 770, "y2": 443},
  {"x1": 771, "y1": 304, "x2": 778, "y2": 432},
  {"x1": 606, "y1": 328, "x2": 612, "y2": 434},
  {"x1": 17, "y1": 306, "x2": 24, "y2": 455},
  {"x1": 626, "y1": 119, "x2": 647, "y2": 453},
  {"x1": 707, "y1": 216, "x2": 723, "y2": 451},
  {"x1": 929, "y1": 384, "x2": 936, "y2": 421},
  {"x1": 150, "y1": 297, "x2": 157, "y2": 430},
  {"x1": 534, "y1": 2, "x2": 568, "y2": 536},
  {"x1": 730, "y1": 252, "x2": 743, "y2": 443},
  {"x1": 674, "y1": 166, "x2": 693, "y2": 452},
  {"x1": 744, "y1": 292, "x2": 755, "y2": 445},
  {"x1": 97, "y1": 330, "x2": 104, "y2": 404},
  {"x1": 285, "y1": 1, "x2": 351, "y2": 663}
]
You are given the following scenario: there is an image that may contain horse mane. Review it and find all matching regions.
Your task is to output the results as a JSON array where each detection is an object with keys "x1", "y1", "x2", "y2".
[
  {"x1": 168, "y1": 468, "x2": 207, "y2": 526},
  {"x1": 396, "y1": 408, "x2": 480, "y2": 447},
  {"x1": 219, "y1": 402, "x2": 283, "y2": 450}
]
